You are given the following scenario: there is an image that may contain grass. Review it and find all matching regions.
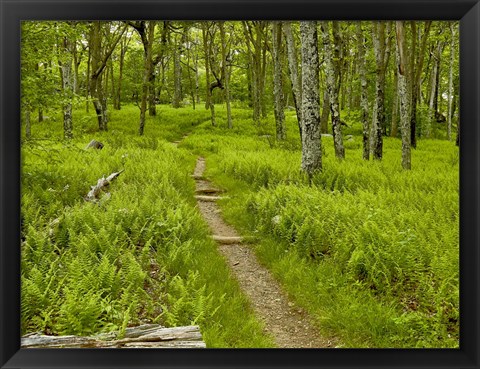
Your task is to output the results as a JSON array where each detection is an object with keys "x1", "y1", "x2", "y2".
[
  {"x1": 21, "y1": 103, "x2": 275, "y2": 348},
  {"x1": 182, "y1": 105, "x2": 459, "y2": 348}
]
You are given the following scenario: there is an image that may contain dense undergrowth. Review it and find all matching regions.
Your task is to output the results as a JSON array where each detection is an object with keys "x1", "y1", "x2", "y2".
[
  {"x1": 182, "y1": 106, "x2": 459, "y2": 348},
  {"x1": 22, "y1": 103, "x2": 459, "y2": 348},
  {"x1": 21, "y1": 104, "x2": 275, "y2": 348}
]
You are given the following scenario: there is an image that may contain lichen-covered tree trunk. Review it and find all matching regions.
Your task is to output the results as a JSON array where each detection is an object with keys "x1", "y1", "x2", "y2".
[
  {"x1": 139, "y1": 23, "x2": 154, "y2": 136},
  {"x1": 272, "y1": 21, "x2": 286, "y2": 140},
  {"x1": 391, "y1": 68, "x2": 399, "y2": 138},
  {"x1": 260, "y1": 25, "x2": 268, "y2": 119},
  {"x1": 321, "y1": 21, "x2": 344, "y2": 160},
  {"x1": 202, "y1": 23, "x2": 215, "y2": 126},
  {"x1": 447, "y1": 24, "x2": 456, "y2": 141},
  {"x1": 283, "y1": 22, "x2": 302, "y2": 139},
  {"x1": 86, "y1": 45, "x2": 91, "y2": 113},
  {"x1": 371, "y1": 21, "x2": 386, "y2": 160},
  {"x1": 61, "y1": 36, "x2": 74, "y2": 139},
  {"x1": 300, "y1": 21, "x2": 322, "y2": 178},
  {"x1": 356, "y1": 22, "x2": 369, "y2": 160},
  {"x1": 427, "y1": 43, "x2": 439, "y2": 138},
  {"x1": 395, "y1": 21, "x2": 411, "y2": 170},
  {"x1": 219, "y1": 22, "x2": 232, "y2": 129},
  {"x1": 173, "y1": 34, "x2": 182, "y2": 108}
]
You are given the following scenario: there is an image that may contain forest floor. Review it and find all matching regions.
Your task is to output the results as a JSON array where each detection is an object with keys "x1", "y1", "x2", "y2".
[{"x1": 192, "y1": 156, "x2": 335, "y2": 348}]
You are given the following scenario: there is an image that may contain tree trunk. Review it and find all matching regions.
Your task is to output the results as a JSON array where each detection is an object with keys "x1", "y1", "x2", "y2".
[
  {"x1": 300, "y1": 21, "x2": 322, "y2": 178},
  {"x1": 391, "y1": 67, "x2": 399, "y2": 138},
  {"x1": 410, "y1": 21, "x2": 432, "y2": 148},
  {"x1": 272, "y1": 21, "x2": 286, "y2": 140},
  {"x1": 243, "y1": 22, "x2": 266, "y2": 125},
  {"x1": 395, "y1": 21, "x2": 411, "y2": 170},
  {"x1": 86, "y1": 43, "x2": 91, "y2": 113},
  {"x1": 89, "y1": 22, "x2": 106, "y2": 130},
  {"x1": 219, "y1": 22, "x2": 232, "y2": 129},
  {"x1": 150, "y1": 22, "x2": 169, "y2": 115},
  {"x1": 356, "y1": 22, "x2": 370, "y2": 159},
  {"x1": 173, "y1": 34, "x2": 183, "y2": 108},
  {"x1": 89, "y1": 22, "x2": 126, "y2": 131},
  {"x1": 202, "y1": 24, "x2": 215, "y2": 126},
  {"x1": 260, "y1": 23, "x2": 268, "y2": 119},
  {"x1": 447, "y1": 24, "x2": 456, "y2": 141},
  {"x1": 148, "y1": 69, "x2": 156, "y2": 115},
  {"x1": 114, "y1": 39, "x2": 127, "y2": 110},
  {"x1": 194, "y1": 35, "x2": 200, "y2": 105},
  {"x1": 72, "y1": 41, "x2": 80, "y2": 95},
  {"x1": 61, "y1": 36, "x2": 74, "y2": 139},
  {"x1": 283, "y1": 22, "x2": 302, "y2": 139},
  {"x1": 371, "y1": 21, "x2": 387, "y2": 160},
  {"x1": 322, "y1": 21, "x2": 344, "y2": 160},
  {"x1": 139, "y1": 22, "x2": 155, "y2": 135},
  {"x1": 185, "y1": 27, "x2": 196, "y2": 110},
  {"x1": 427, "y1": 43, "x2": 439, "y2": 138}
]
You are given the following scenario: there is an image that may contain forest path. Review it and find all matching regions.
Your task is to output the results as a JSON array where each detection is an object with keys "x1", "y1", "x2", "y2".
[{"x1": 193, "y1": 157, "x2": 334, "y2": 348}]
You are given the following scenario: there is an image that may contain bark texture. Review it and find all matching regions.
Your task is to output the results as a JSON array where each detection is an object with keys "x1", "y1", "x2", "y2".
[
  {"x1": 356, "y1": 22, "x2": 369, "y2": 160},
  {"x1": 371, "y1": 21, "x2": 389, "y2": 160},
  {"x1": 272, "y1": 21, "x2": 286, "y2": 140},
  {"x1": 283, "y1": 22, "x2": 302, "y2": 139},
  {"x1": 321, "y1": 21, "x2": 344, "y2": 160},
  {"x1": 61, "y1": 36, "x2": 74, "y2": 139},
  {"x1": 219, "y1": 22, "x2": 232, "y2": 129},
  {"x1": 395, "y1": 21, "x2": 411, "y2": 170},
  {"x1": 447, "y1": 24, "x2": 456, "y2": 141},
  {"x1": 300, "y1": 21, "x2": 322, "y2": 178}
]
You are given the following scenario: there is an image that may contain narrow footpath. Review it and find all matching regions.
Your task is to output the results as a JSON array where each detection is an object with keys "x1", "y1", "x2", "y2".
[{"x1": 192, "y1": 157, "x2": 334, "y2": 348}]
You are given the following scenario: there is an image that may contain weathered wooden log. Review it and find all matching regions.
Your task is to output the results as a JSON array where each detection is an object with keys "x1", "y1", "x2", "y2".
[
  {"x1": 85, "y1": 170, "x2": 124, "y2": 202},
  {"x1": 21, "y1": 325, "x2": 206, "y2": 349},
  {"x1": 85, "y1": 139, "x2": 104, "y2": 150},
  {"x1": 195, "y1": 195, "x2": 224, "y2": 202},
  {"x1": 211, "y1": 235, "x2": 243, "y2": 244}
]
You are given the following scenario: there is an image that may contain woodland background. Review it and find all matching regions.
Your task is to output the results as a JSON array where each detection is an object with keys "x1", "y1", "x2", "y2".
[{"x1": 20, "y1": 20, "x2": 459, "y2": 348}]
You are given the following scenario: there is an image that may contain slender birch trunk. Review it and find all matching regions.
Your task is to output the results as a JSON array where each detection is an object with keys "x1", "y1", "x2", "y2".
[
  {"x1": 396, "y1": 21, "x2": 411, "y2": 170},
  {"x1": 321, "y1": 21, "x2": 344, "y2": 159},
  {"x1": 356, "y1": 22, "x2": 369, "y2": 159},
  {"x1": 272, "y1": 21, "x2": 286, "y2": 140},
  {"x1": 283, "y1": 21, "x2": 302, "y2": 139},
  {"x1": 300, "y1": 21, "x2": 322, "y2": 178}
]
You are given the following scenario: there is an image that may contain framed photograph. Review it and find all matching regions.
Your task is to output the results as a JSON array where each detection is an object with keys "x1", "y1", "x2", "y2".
[{"x1": 1, "y1": 0, "x2": 479, "y2": 368}]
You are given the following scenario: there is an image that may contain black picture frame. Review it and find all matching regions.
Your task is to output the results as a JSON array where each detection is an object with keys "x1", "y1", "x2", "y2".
[{"x1": 1, "y1": 0, "x2": 479, "y2": 368}]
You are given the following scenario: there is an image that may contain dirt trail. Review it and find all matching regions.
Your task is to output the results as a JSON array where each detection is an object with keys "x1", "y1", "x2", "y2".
[{"x1": 193, "y1": 157, "x2": 334, "y2": 348}]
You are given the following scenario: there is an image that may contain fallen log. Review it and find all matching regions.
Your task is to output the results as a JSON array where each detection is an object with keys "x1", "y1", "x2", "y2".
[
  {"x1": 211, "y1": 235, "x2": 243, "y2": 244},
  {"x1": 21, "y1": 324, "x2": 206, "y2": 349},
  {"x1": 85, "y1": 170, "x2": 124, "y2": 202},
  {"x1": 195, "y1": 195, "x2": 224, "y2": 202}
]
